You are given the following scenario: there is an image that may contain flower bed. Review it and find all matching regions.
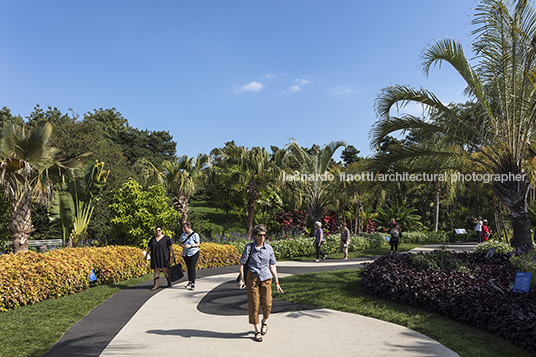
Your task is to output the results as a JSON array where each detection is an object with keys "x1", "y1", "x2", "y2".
[
  {"x1": 0, "y1": 243, "x2": 239, "y2": 311},
  {"x1": 359, "y1": 251, "x2": 536, "y2": 352}
]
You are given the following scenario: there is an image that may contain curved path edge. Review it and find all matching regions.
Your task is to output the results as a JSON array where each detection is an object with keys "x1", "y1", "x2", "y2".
[{"x1": 44, "y1": 242, "x2": 475, "y2": 357}]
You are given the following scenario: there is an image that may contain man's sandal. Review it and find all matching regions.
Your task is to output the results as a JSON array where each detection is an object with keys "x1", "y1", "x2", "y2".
[
  {"x1": 254, "y1": 332, "x2": 263, "y2": 342},
  {"x1": 261, "y1": 322, "x2": 268, "y2": 335}
]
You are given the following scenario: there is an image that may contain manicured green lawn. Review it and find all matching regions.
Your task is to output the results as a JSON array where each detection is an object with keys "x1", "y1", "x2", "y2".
[
  {"x1": 189, "y1": 200, "x2": 245, "y2": 234},
  {"x1": 276, "y1": 269, "x2": 533, "y2": 357},
  {"x1": 0, "y1": 273, "x2": 153, "y2": 357}
]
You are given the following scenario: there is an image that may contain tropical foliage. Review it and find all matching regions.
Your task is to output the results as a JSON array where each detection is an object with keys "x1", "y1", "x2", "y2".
[
  {"x1": 371, "y1": 0, "x2": 536, "y2": 247},
  {"x1": 109, "y1": 178, "x2": 180, "y2": 247},
  {"x1": 374, "y1": 201, "x2": 424, "y2": 232},
  {"x1": 0, "y1": 123, "x2": 84, "y2": 252}
]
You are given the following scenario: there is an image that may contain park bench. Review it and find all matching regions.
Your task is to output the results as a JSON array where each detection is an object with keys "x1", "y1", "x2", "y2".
[{"x1": 27, "y1": 239, "x2": 64, "y2": 247}]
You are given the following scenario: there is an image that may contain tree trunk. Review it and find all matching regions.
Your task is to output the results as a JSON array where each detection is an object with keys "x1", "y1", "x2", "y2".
[
  {"x1": 245, "y1": 180, "x2": 259, "y2": 237},
  {"x1": 492, "y1": 159, "x2": 532, "y2": 248},
  {"x1": 493, "y1": 196, "x2": 502, "y2": 241},
  {"x1": 433, "y1": 181, "x2": 440, "y2": 232},
  {"x1": 308, "y1": 204, "x2": 324, "y2": 236},
  {"x1": 356, "y1": 200, "x2": 361, "y2": 234},
  {"x1": 10, "y1": 192, "x2": 34, "y2": 253},
  {"x1": 174, "y1": 194, "x2": 189, "y2": 226}
]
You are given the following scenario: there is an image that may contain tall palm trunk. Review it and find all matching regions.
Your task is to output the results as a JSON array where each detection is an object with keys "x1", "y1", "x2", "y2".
[
  {"x1": 174, "y1": 194, "x2": 189, "y2": 226},
  {"x1": 492, "y1": 196, "x2": 502, "y2": 241},
  {"x1": 10, "y1": 191, "x2": 34, "y2": 253},
  {"x1": 433, "y1": 181, "x2": 440, "y2": 232},
  {"x1": 245, "y1": 180, "x2": 259, "y2": 237},
  {"x1": 308, "y1": 202, "x2": 324, "y2": 234},
  {"x1": 493, "y1": 159, "x2": 532, "y2": 248}
]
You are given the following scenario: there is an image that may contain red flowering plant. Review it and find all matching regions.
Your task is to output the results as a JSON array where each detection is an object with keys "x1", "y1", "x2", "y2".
[
  {"x1": 321, "y1": 211, "x2": 339, "y2": 235},
  {"x1": 365, "y1": 218, "x2": 376, "y2": 233},
  {"x1": 275, "y1": 210, "x2": 307, "y2": 235}
]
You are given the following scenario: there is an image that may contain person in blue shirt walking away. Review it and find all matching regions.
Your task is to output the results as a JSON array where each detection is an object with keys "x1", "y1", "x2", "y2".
[
  {"x1": 237, "y1": 224, "x2": 284, "y2": 342},
  {"x1": 180, "y1": 222, "x2": 201, "y2": 291}
]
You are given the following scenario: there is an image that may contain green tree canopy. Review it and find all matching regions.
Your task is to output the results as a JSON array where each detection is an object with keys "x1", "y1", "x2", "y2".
[{"x1": 109, "y1": 178, "x2": 180, "y2": 248}]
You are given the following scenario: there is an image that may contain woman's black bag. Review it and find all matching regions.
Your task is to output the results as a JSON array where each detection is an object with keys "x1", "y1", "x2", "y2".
[
  {"x1": 236, "y1": 243, "x2": 253, "y2": 283},
  {"x1": 170, "y1": 261, "x2": 184, "y2": 282}
]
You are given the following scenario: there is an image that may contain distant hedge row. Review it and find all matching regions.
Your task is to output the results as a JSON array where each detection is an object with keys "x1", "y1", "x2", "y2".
[{"x1": 0, "y1": 243, "x2": 239, "y2": 311}]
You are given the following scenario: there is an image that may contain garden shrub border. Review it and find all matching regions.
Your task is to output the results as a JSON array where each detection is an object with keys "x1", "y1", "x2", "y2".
[
  {"x1": 359, "y1": 251, "x2": 536, "y2": 353},
  {"x1": 0, "y1": 243, "x2": 239, "y2": 311}
]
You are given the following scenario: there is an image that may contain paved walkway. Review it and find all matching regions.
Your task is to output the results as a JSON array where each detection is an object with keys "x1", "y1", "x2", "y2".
[{"x1": 44, "y1": 242, "x2": 477, "y2": 357}]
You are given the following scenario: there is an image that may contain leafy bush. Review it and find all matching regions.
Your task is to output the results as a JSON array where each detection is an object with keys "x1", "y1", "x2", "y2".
[
  {"x1": 171, "y1": 243, "x2": 239, "y2": 269},
  {"x1": 411, "y1": 246, "x2": 472, "y2": 273},
  {"x1": 274, "y1": 210, "x2": 307, "y2": 234},
  {"x1": 359, "y1": 232, "x2": 387, "y2": 249},
  {"x1": 0, "y1": 243, "x2": 239, "y2": 311},
  {"x1": 360, "y1": 251, "x2": 536, "y2": 353},
  {"x1": 109, "y1": 178, "x2": 180, "y2": 248},
  {"x1": 475, "y1": 239, "x2": 513, "y2": 254},
  {"x1": 510, "y1": 245, "x2": 536, "y2": 287},
  {"x1": 0, "y1": 246, "x2": 149, "y2": 311},
  {"x1": 374, "y1": 201, "x2": 424, "y2": 231},
  {"x1": 231, "y1": 233, "x2": 385, "y2": 260},
  {"x1": 400, "y1": 231, "x2": 450, "y2": 244}
]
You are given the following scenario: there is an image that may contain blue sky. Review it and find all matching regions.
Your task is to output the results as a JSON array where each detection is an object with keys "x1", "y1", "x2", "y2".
[{"x1": 0, "y1": 0, "x2": 475, "y2": 160}]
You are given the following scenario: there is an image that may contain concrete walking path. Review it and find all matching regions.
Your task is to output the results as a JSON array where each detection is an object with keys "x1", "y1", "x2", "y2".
[{"x1": 44, "y1": 242, "x2": 477, "y2": 357}]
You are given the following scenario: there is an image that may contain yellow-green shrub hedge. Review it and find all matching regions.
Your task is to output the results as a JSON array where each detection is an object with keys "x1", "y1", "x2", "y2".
[
  {"x1": 0, "y1": 243, "x2": 239, "y2": 311},
  {"x1": 171, "y1": 242, "x2": 240, "y2": 269}
]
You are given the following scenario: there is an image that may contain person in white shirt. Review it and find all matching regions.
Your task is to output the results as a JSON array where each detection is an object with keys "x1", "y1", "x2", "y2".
[{"x1": 474, "y1": 217, "x2": 483, "y2": 243}]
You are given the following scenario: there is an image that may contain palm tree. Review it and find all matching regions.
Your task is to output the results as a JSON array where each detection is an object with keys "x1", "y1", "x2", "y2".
[
  {"x1": 0, "y1": 123, "x2": 82, "y2": 252},
  {"x1": 140, "y1": 154, "x2": 210, "y2": 226},
  {"x1": 284, "y1": 139, "x2": 346, "y2": 230},
  {"x1": 371, "y1": 0, "x2": 536, "y2": 248},
  {"x1": 211, "y1": 143, "x2": 280, "y2": 237}
]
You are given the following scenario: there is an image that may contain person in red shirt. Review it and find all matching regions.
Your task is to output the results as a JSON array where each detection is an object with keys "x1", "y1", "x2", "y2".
[{"x1": 482, "y1": 220, "x2": 490, "y2": 241}]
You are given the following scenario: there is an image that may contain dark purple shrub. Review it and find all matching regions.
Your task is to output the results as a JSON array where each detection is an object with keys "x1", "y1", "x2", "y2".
[{"x1": 359, "y1": 252, "x2": 536, "y2": 352}]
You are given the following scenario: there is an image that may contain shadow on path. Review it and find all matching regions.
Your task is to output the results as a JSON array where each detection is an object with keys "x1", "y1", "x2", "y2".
[{"x1": 146, "y1": 328, "x2": 250, "y2": 340}]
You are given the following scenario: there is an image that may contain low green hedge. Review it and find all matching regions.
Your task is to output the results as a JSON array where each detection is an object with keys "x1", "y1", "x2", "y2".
[
  {"x1": 0, "y1": 243, "x2": 239, "y2": 312},
  {"x1": 475, "y1": 239, "x2": 513, "y2": 254},
  {"x1": 232, "y1": 232, "x2": 387, "y2": 260}
]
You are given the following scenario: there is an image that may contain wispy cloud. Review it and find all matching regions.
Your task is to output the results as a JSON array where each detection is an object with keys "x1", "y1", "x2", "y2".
[
  {"x1": 235, "y1": 81, "x2": 263, "y2": 92},
  {"x1": 295, "y1": 78, "x2": 310, "y2": 85},
  {"x1": 329, "y1": 86, "x2": 352, "y2": 94},
  {"x1": 264, "y1": 73, "x2": 274, "y2": 79},
  {"x1": 288, "y1": 85, "x2": 302, "y2": 92}
]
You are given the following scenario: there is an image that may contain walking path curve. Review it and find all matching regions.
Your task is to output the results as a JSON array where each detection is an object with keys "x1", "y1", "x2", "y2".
[{"x1": 44, "y1": 242, "x2": 477, "y2": 357}]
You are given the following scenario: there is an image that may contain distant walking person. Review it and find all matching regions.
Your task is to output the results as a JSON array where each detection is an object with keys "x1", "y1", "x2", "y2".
[
  {"x1": 237, "y1": 224, "x2": 284, "y2": 342},
  {"x1": 340, "y1": 222, "x2": 350, "y2": 259},
  {"x1": 482, "y1": 219, "x2": 490, "y2": 241},
  {"x1": 474, "y1": 217, "x2": 483, "y2": 243},
  {"x1": 180, "y1": 222, "x2": 201, "y2": 291},
  {"x1": 389, "y1": 218, "x2": 401, "y2": 255},
  {"x1": 146, "y1": 226, "x2": 175, "y2": 290},
  {"x1": 314, "y1": 221, "x2": 326, "y2": 262}
]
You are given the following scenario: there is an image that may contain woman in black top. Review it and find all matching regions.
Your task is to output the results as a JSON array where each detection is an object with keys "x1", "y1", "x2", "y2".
[{"x1": 145, "y1": 226, "x2": 175, "y2": 290}]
